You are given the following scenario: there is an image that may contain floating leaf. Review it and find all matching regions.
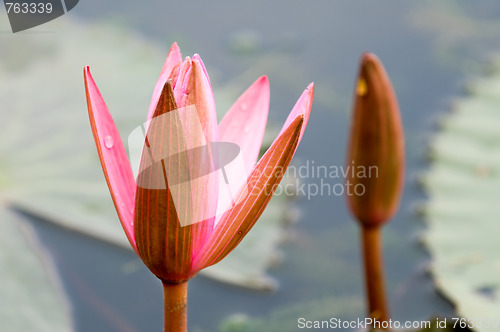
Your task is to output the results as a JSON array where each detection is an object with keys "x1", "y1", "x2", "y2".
[
  {"x1": 422, "y1": 57, "x2": 500, "y2": 328},
  {"x1": 218, "y1": 296, "x2": 363, "y2": 332},
  {"x1": 0, "y1": 210, "x2": 73, "y2": 331}
]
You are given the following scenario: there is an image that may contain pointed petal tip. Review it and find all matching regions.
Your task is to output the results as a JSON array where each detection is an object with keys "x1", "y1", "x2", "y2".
[
  {"x1": 191, "y1": 57, "x2": 201, "y2": 67},
  {"x1": 83, "y1": 66, "x2": 92, "y2": 81},
  {"x1": 167, "y1": 42, "x2": 182, "y2": 59},
  {"x1": 83, "y1": 66, "x2": 98, "y2": 103},
  {"x1": 189, "y1": 57, "x2": 208, "y2": 90},
  {"x1": 170, "y1": 41, "x2": 180, "y2": 50},
  {"x1": 304, "y1": 82, "x2": 315, "y2": 97},
  {"x1": 304, "y1": 83, "x2": 315, "y2": 107},
  {"x1": 146, "y1": 44, "x2": 182, "y2": 122},
  {"x1": 258, "y1": 75, "x2": 269, "y2": 83},
  {"x1": 243, "y1": 76, "x2": 269, "y2": 95},
  {"x1": 257, "y1": 75, "x2": 270, "y2": 89},
  {"x1": 192, "y1": 54, "x2": 201, "y2": 66},
  {"x1": 278, "y1": 82, "x2": 314, "y2": 142},
  {"x1": 299, "y1": 82, "x2": 315, "y2": 112},
  {"x1": 164, "y1": 42, "x2": 182, "y2": 67},
  {"x1": 191, "y1": 54, "x2": 212, "y2": 86},
  {"x1": 247, "y1": 75, "x2": 270, "y2": 95},
  {"x1": 153, "y1": 80, "x2": 177, "y2": 117}
]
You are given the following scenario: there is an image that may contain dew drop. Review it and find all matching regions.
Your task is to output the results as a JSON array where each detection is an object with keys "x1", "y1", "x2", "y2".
[
  {"x1": 241, "y1": 102, "x2": 248, "y2": 111},
  {"x1": 237, "y1": 231, "x2": 242, "y2": 235},
  {"x1": 244, "y1": 125, "x2": 250, "y2": 133},
  {"x1": 104, "y1": 135, "x2": 114, "y2": 149}
]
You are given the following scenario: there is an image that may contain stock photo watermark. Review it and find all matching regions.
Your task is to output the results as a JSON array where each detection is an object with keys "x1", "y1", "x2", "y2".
[
  {"x1": 3, "y1": 0, "x2": 79, "y2": 33},
  {"x1": 128, "y1": 105, "x2": 248, "y2": 227},
  {"x1": 297, "y1": 317, "x2": 499, "y2": 330},
  {"x1": 255, "y1": 160, "x2": 378, "y2": 200},
  {"x1": 127, "y1": 105, "x2": 378, "y2": 227}
]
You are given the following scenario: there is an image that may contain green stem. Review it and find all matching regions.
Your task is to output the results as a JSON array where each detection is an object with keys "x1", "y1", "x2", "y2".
[
  {"x1": 361, "y1": 226, "x2": 390, "y2": 327},
  {"x1": 162, "y1": 280, "x2": 188, "y2": 332}
]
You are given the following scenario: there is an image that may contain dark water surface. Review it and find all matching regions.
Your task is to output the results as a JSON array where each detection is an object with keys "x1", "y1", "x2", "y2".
[{"x1": 27, "y1": 1, "x2": 500, "y2": 331}]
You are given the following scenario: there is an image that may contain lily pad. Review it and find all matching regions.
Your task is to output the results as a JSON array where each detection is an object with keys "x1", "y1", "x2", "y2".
[
  {"x1": 217, "y1": 296, "x2": 363, "y2": 332},
  {"x1": 422, "y1": 57, "x2": 500, "y2": 328},
  {"x1": 0, "y1": 210, "x2": 73, "y2": 331}
]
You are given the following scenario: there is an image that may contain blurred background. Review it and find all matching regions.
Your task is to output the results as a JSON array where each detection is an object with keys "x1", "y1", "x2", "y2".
[{"x1": 2, "y1": 1, "x2": 500, "y2": 331}]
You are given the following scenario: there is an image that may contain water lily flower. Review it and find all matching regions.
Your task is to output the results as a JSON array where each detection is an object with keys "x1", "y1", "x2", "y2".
[
  {"x1": 84, "y1": 42, "x2": 314, "y2": 332},
  {"x1": 345, "y1": 53, "x2": 404, "y2": 327}
]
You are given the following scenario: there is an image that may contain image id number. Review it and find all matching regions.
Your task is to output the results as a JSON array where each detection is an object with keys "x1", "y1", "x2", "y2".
[{"x1": 5, "y1": 2, "x2": 53, "y2": 14}]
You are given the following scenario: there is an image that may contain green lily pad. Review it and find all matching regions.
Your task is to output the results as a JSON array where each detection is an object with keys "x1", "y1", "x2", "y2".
[
  {"x1": 422, "y1": 57, "x2": 500, "y2": 329},
  {"x1": 217, "y1": 296, "x2": 363, "y2": 332},
  {"x1": 0, "y1": 210, "x2": 73, "y2": 331}
]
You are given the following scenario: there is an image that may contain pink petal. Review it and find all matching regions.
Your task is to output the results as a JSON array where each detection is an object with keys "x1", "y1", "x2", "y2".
[
  {"x1": 172, "y1": 59, "x2": 211, "y2": 157},
  {"x1": 192, "y1": 116, "x2": 305, "y2": 271},
  {"x1": 192, "y1": 54, "x2": 211, "y2": 87},
  {"x1": 175, "y1": 57, "x2": 218, "y2": 143},
  {"x1": 173, "y1": 57, "x2": 192, "y2": 102},
  {"x1": 84, "y1": 67, "x2": 138, "y2": 254},
  {"x1": 147, "y1": 42, "x2": 182, "y2": 123},
  {"x1": 134, "y1": 82, "x2": 212, "y2": 281},
  {"x1": 279, "y1": 82, "x2": 314, "y2": 144},
  {"x1": 173, "y1": 57, "x2": 219, "y2": 235},
  {"x1": 218, "y1": 76, "x2": 270, "y2": 175}
]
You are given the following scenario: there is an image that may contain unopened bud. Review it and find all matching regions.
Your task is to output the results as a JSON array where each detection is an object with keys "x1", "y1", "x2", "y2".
[{"x1": 346, "y1": 53, "x2": 405, "y2": 228}]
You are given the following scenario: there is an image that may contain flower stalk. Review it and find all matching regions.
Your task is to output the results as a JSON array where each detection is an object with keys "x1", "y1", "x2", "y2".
[
  {"x1": 361, "y1": 226, "x2": 389, "y2": 323},
  {"x1": 162, "y1": 281, "x2": 188, "y2": 332}
]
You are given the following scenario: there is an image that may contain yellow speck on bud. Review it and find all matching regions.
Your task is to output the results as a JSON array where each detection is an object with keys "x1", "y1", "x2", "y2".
[{"x1": 356, "y1": 77, "x2": 368, "y2": 96}]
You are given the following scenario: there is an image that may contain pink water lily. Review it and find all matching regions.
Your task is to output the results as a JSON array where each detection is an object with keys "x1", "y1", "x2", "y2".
[{"x1": 84, "y1": 42, "x2": 313, "y2": 332}]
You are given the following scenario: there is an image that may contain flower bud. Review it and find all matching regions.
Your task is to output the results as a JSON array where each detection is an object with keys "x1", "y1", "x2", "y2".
[{"x1": 346, "y1": 53, "x2": 405, "y2": 228}]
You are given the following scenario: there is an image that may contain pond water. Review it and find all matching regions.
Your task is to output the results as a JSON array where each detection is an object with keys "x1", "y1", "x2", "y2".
[{"x1": 7, "y1": 0, "x2": 500, "y2": 331}]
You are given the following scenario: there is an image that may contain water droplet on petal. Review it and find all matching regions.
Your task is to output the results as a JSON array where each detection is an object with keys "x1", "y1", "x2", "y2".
[
  {"x1": 237, "y1": 231, "x2": 242, "y2": 235},
  {"x1": 244, "y1": 126, "x2": 250, "y2": 133},
  {"x1": 241, "y1": 102, "x2": 248, "y2": 111},
  {"x1": 104, "y1": 135, "x2": 114, "y2": 149}
]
